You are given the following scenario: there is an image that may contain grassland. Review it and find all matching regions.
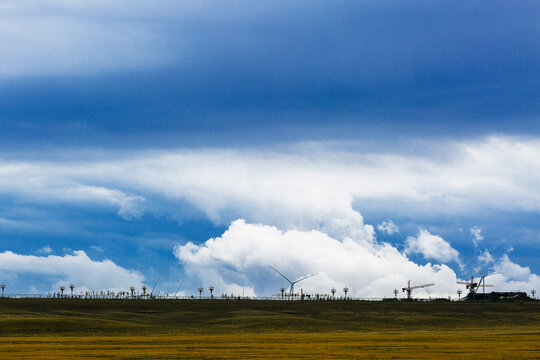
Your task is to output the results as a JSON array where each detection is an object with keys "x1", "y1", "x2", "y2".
[{"x1": 0, "y1": 299, "x2": 538, "y2": 358}]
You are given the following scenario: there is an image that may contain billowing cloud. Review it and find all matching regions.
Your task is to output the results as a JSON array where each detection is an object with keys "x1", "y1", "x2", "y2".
[
  {"x1": 175, "y1": 219, "x2": 458, "y2": 298},
  {"x1": 489, "y1": 255, "x2": 540, "y2": 294},
  {"x1": 175, "y1": 220, "x2": 540, "y2": 298},
  {"x1": 0, "y1": 250, "x2": 144, "y2": 293},
  {"x1": 405, "y1": 229, "x2": 460, "y2": 264},
  {"x1": 377, "y1": 220, "x2": 398, "y2": 235},
  {"x1": 494, "y1": 254, "x2": 532, "y2": 282}
]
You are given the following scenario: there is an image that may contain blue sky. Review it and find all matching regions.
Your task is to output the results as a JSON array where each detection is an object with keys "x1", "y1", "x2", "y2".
[{"x1": 0, "y1": 1, "x2": 539, "y2": 297}]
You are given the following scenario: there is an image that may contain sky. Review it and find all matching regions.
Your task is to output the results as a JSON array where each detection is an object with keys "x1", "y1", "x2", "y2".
[{"x1": 0, "y1": 0, "x2": 539, "y2": 298}]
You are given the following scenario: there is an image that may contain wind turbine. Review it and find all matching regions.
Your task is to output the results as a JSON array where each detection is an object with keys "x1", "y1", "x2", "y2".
[
  {"x1": 476, "y1": 267, "x2": 496, "y2": 294},
  {"x1": 402, "y1": 280, "x2": 434, "y2": 300},
  {"x1": 269, "y1": 266, "x2": 317, "y2": 298}
]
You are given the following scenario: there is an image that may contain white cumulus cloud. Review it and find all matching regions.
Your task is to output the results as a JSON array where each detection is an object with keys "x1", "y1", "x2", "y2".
[
  {"x1": 488, "y1": 255, "x2": 540, "y2": 293},
  {"x1": 175, "y1": 219, "x2": 458, "y2": 298},
  {"x1": 377, "y1": 220, "x2": 399, "y2": 235},
  {"x1": 405, "y1": 229, "x2": 460, "y2": 264},
  {"x1": 0, "y1": 250, "x2": 144, "y2": 293}
]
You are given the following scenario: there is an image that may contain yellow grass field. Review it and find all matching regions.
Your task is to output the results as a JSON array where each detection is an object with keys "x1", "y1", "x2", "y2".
[
  {"x1": 0, "y1": 299, "x2": 538, "y2": 359},
  {"x1": 1, "y1": 330, "x2": 540, "y2": 359}
]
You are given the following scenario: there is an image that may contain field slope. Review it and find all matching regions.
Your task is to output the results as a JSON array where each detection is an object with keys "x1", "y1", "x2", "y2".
[{"x1": 0, "y1": 299, "x2": 538, "y2": 359}]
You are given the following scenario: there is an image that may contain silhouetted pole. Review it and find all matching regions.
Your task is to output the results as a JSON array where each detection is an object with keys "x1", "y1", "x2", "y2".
[
  {"x1": 0, "y1": 284, "x2": 5, "y2": 298},
  {"x1": 60, "y1": 286, "x2": 65, "y2": 297},
  {"x1": 343, "y1": 286, "x2": 349, "y2": 299},
  {"x1": 209, "y1": 285, "x2": 215, "y2": 298},
  {"x1": 198, "y1": 287, "x2": 203, "y2": 299},
  {"x1": 331, "y1": 288, "x2": 336, "y2": 299},
  {"x1": 69, "y1": 284, "x2": 75, "y2": 298},
  {"x1": 130, "y1": 286, "x2": 135, "y2": 297},
  {"x1": 393, "y1": 288, "x2": 398, "y2": 299},
  {"x1": 457, "y1": 289, "x2": 462, "y2": 300},
  {"x1": 142, "y1": 285, "x2": 147, "y2": 297},
  {"x1": 532, "y1": 289, "x2": 536, "y2": 299}
]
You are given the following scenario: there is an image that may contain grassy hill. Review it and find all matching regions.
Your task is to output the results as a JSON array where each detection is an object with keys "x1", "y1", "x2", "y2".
[
  {"x1": 0, "y1": 298, "x2": 538, "y2": 335},
  {"x1": 0, "y1": 299, "x2": 539, "y2": 359}
]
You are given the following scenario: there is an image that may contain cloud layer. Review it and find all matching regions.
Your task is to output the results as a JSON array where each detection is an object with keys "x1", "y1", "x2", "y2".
[
  {"x1": 2, "y1": 136, "x2": 540, "y2": 227},
  {"x1": 1, "y1": 136, "x2": 540, "y2": 295}
]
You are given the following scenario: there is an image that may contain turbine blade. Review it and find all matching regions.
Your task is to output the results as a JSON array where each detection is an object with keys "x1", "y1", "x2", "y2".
[
  {"x1": 173, "y1": 277, "x2": 185, "y2": 298},
  {"x1": 150, "y1": 274, "x2": 161, "y2": 296},
  {"x1": 293, "y1": 273, "x2": 318, "y2": 284},
  {"x1": 476, "y1": 266, "x2": 484, "y2": 277},
  {"x1": 269, "y1": 266, "x2": 293, "y2": 284}
]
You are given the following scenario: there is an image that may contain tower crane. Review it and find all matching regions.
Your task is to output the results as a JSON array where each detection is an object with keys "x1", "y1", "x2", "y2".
[{"x1": 402, "y1": 280, "x2": 434, "y2": 299}]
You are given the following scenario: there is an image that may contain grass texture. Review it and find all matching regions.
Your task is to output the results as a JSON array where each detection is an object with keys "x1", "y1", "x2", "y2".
[{"x1": 0, "y1": 299, "x2": 538, "y2": 358}]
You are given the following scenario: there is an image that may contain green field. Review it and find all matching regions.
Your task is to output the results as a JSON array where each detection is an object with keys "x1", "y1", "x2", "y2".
[{"x1": 0, "y1": 299, "x2": 539, "y2": 358}]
